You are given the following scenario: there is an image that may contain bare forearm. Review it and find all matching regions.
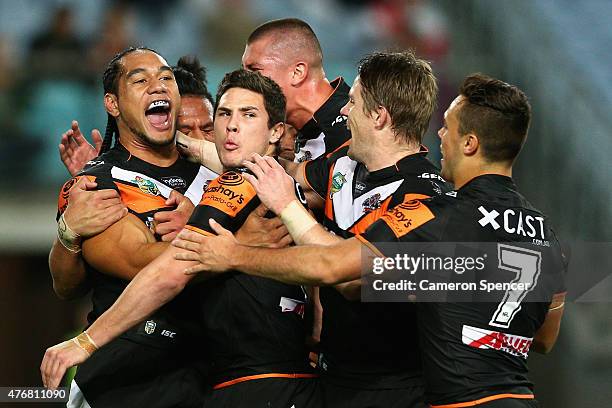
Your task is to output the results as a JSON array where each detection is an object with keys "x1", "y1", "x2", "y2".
[
  {"x1": 231, "y1": 238, "x2": 362, "y2": 286},
  {"x1": 86, "y1": 248, "x2": 193, "y2": 347},
  {"x1": 48, "y1": 239, "x2": 90, "y2": 300},
  {"x1": 294, "y1": 223, "x2": 343, "y2": 246},
  {"x1": 533, "y1": 299, "x2": 565, "y2": 354}
]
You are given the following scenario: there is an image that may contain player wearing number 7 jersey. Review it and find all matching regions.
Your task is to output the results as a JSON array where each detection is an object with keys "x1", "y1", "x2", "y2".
[
  {"x1": 358, "y1": 74, "x2": 566, "y2": 407},
  {"x1": 172, "y1": 74, "x2": 566, "y2": 407}
]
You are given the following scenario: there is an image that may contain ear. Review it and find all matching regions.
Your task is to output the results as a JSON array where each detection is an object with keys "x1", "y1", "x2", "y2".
[
  {"x1": 104, "y1": 93, "x2": 120, "y2": 118},
  {"x1": 372, "y1": 105, "x2": 390, "y2": 131},
  {"x1": 268, "y1": 122, "x2": 285, "y2": 145},
  {"x1": 290, "y1": 62, "x2": 308, "y2": 86},
  {"x1": 463, "y1": 133, "x2": 479, "y2": 156}
]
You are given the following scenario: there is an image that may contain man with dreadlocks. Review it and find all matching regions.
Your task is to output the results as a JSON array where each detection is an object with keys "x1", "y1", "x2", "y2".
[
  {"x1": 50, "y1": 47, "x2": 215, "y2": 408},
  {"x1": 48, "y1": 55, "x2": 217, "y2": 301}
]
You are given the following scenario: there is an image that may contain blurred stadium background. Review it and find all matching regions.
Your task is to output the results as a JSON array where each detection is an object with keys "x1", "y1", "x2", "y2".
[{"x1": 0, "y1": 0, "x2": 610, "y2": 406}]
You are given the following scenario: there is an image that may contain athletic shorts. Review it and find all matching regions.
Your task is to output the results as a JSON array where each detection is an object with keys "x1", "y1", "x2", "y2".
[
  {"x1": 430, "y1": 396, "x2": 539, "y2": 408},
  {"x1": 204, "y1": 377, "x2": 321, "y2": 407},
  {"x1": 321, "y1": 379, "x2": 426, "y2": 408},
  {"x1": 72, "y1": 338, "x2": 206, "y2": 408}
]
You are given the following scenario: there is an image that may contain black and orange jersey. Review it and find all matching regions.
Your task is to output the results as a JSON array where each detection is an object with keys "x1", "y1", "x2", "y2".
[
  {"x1": 294, "y1": 77, "x2": 351, "y2": 162},
  {"x1": 185, "y1": 170, "x2": 315, "y2": 385},
  {"x1": 358, "y1": 175, "x2": 567, "y2": 406},
  {"x1": 57, "y1": 143, "x2": 217, "y2": 347},
  {"x1": 303, "y1": 144, "x2": 450, "y2": 389},
  {"x1": 56, "y1": 143, "x2": 216, "y2": 407}
]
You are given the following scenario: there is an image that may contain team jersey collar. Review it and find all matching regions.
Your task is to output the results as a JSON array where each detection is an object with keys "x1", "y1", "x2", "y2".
[
  {"x1": 361, "y1": 145, "x2": 430, "y2": 183},
  {"x1": 297, "y1": 77, "x2": 349, "y2": 141},
  {"x1": 113, "y1": 142, "x2": 183, "y2": 170},
  {"x1": 458, "y1": 174, "x2": 517, "y2": 196}
]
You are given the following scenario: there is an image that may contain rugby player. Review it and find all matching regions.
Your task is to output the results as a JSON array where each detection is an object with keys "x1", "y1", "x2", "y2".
[
  {"x1": 171, "y1": 50, "x2": 445, "y2": 407},
  {"x1": 243, "y1": 18, "x2": 351, "y2": 161},
  {"x1": 170, "y1": 74, "x2": 566, "y2": 407},
  {"x1": 42, "y1": 69, "x2": 320, "y2": 407},
  {"x1": 49, "y1": 53, "x2": 289, "y2": 300},
  {"x1": 59, "y1": 54, "x2": 215, "y2": 174},
  {"x1": 49, "y1": 46, "x2": 213, "y2": 407},
  {"x1": 48, "y1": 54, "x2": 220, "y2": 302}
]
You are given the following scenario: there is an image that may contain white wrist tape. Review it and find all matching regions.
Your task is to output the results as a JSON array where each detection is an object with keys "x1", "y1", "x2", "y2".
[
  {"x1": 279, "y1": 200, "x2": 317, "y2": 241},
  {"x1": 72, "y1": 331, "x2": 98, "y2": 356},
  {"x1": 57, "y1": 213, "x2": 82, "y2": 253}
]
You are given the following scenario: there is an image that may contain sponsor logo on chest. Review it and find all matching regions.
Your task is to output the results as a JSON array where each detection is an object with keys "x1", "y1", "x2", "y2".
[
  {"x1": 462, "y1": 324, "x2": 532, "y2": 359},
  {"x1": 477, "y1": 206, "x2": 545, "y2": 240}
]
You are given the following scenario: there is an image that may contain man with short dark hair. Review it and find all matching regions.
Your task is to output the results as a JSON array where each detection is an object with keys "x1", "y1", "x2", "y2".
[
  {"x1": 178, "y1": 51, "x2": 446, "y2": 408},
  {"x1": 243, "y1": 18, "x2": 351, "y2": 161},
  {"x1": 42, "y1": 69, "x2": 320, "y2": 408},
  {"x1": 170, "y1": 74, "x2": 566, "y2": 407}
]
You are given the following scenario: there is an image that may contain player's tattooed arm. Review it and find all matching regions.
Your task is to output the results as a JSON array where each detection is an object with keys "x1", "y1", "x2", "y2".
[
  {"x1": 175, "y1": 131, "x2": 224, "y2": 173},
  {"x1": 532, "y1": 292, "x2": 566, "y2": 354}
]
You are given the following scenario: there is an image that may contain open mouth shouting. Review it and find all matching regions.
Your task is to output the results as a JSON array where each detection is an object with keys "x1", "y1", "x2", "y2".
[{"x1": 145, "y1": 99, "x2": 172, "y2": 132}]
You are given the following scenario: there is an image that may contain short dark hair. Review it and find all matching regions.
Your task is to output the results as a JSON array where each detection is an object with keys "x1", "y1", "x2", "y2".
[
  {"x1": 100, "y1": 46, "x2": 160, "y2": 153},
  {"x1": 215, "y1": 69, "x2": 286, "y2": 129},
  {"x1": 358, "y1": 51, "x2": 438, "y2": 144},
  {"x1": 458, "y1": 73, "x2": 531, "y2": 163},
  {"x1": 247, "y1": 18, "x2": 323, "y2": 66},
  {"x1": 173, "y1": 55, "x2": 214, "y2": 105}
]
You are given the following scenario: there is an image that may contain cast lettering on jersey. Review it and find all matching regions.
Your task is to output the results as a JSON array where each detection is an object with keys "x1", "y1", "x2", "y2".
[{"x1": 358, "y1": 174, "x2": 567, "y2": 405}]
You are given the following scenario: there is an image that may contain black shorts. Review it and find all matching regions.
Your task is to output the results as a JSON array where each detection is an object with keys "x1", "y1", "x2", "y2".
[
  {"x1": 321, "y1": 380, "x2": 426, "y2": 408},
  {"x1": 467, "y1": 398, "x2": 539, "y2": 408},
  {"x1": 429, "y1": 397, "x2": 539, "y2": 408},
  {"x1": 73, "y1": 337, "x2": 206, "y2": 408},
  {"x1": 204, "y1": 377, "x2": 321, "y2": 408}
]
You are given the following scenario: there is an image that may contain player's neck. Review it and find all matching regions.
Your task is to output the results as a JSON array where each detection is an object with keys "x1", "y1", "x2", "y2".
[
  {"x1": 288, "y1": 76, "x2": 334, "y2": 130},
  {"x1": 363, "y1": 138, "x2": 421, "y2": 172},
  {"x1": 118, "y1": 133, "x2": 178, "y2": 167},
  {"x1": 454, "y1": 161, "x2": 513, "y2": 189}
]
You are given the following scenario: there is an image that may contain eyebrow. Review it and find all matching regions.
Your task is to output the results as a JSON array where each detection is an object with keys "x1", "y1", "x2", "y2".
[
  {"x1": 217, "y1": 105, "x2": 260, "y2": 112},
  {"x1": 126, "y1": 66, "x2": 173, "y2": 79}
]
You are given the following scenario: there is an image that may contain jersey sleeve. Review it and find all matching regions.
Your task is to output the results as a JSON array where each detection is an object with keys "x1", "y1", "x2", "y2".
[
  {"x1": 303, "y1": 143, "x2": 350, "y2": 199},
  {"x1": 185, "y1": 171, "x2": 259, "y2": 236}
]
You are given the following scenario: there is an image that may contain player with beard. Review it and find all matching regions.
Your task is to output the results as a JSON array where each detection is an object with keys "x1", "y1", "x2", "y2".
[{"x1": 42, "y1": 69, "x2": 320, "y2": 407}]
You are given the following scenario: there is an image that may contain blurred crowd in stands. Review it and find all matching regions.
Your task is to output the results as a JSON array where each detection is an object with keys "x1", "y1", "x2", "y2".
[{"x1": 0, "y1": 0, "x2": 449, "y2": 187}]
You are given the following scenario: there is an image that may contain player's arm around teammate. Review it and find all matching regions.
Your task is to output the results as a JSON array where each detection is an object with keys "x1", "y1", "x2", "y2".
[{"x1": 50, "y1": 176, "x2": 127, "y2": 299}]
